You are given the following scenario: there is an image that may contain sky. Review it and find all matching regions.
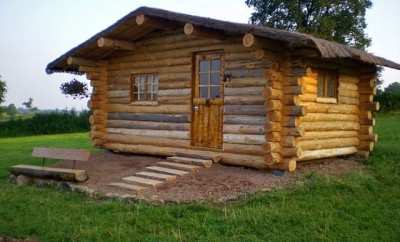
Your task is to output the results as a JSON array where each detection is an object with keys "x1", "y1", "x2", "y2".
[{"x1": 0, "y1": 0, "x2": 399, "y2": 110}]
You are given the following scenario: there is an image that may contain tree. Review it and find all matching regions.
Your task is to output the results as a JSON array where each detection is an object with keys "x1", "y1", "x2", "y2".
[
  {"x1": 22, "y1": 97, "x2": 34, "y2": 109},
  {"x1": 0, "y1": 75, "x2": 7, "y2": 105},
  {"x1": 376, "y1": 82, "x2": 400, "y2": 111},
  {"x1": 60, "y1": 79, "x2": 89, "y2": 99},
  {"x1": 246, "y1": 0, "x2": 372, "y2": 49},
  {"x1": 5, "y1": 104, "x2": 17, "y2": 118}
]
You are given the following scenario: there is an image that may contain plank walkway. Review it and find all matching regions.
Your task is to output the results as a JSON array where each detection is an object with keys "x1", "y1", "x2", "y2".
[{"x1": 107, "y1": 156, "x2": 213, "y2": 193}]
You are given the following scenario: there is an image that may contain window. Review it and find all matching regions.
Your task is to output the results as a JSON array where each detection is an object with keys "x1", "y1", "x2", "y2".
[
  {"x1": 130, "y1": 74, "x2": 159, "y2": 103},
  {"x1": 317, "y1": 70, "x2": 338, "y2": 98},
  {"x1": 198, "y1": 56, "x2": 222, "y2": 99}
]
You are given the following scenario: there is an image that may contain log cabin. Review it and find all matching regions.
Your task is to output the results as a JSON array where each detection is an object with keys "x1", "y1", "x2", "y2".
[{"x1": 46, "y1": 7, "x2": 400, "y2": 171}]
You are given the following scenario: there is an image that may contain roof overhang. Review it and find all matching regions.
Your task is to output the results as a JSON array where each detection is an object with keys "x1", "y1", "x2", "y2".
[{"x1": 46, "y1": 6, "x2": 400, "y2": 74}]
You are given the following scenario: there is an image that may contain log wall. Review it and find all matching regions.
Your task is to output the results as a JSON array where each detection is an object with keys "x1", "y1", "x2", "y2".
[
  {"x1": 89, "y1": 30, "x2": 275, "y2": 169},
  {"x1": 296, "y1": 64, "x2": 366, "y2": 161}
]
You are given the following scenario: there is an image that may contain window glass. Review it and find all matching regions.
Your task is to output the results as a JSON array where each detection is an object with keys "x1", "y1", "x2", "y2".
[
  {"x1": 200, "y1": 60, "x2": 209, "y2": 73},
  {"x1": 211, "y1": 60, "x2": 220, "y2": 71},
  {"x1": 131, "y1": 74, "x2": 159, "y2": 102},
  {"x1": 317, "y1": 70, "x2": 338, "y2": 98},
  {"x1": 210, "y1": 86, "x2": 220, "y2": 98},
  {"x1": 210, "y1": 73, "x2": 220, "y2": 85},
  {"x1": 200, "y1": 86, "x2": 208, "y2": 98},
  {"x1": 200, "y1": 73, "x2": 209, "y2": 86},
  {"x1": 198, "y1": 55, "x2": 222, "y2": 99}
]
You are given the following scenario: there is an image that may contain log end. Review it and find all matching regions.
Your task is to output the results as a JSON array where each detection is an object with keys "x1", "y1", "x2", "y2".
[
  {"x1": 184, "y1": 23, "x2": 194, "y2": 35},
  {"x1": 243, "y1": 33, "x2": 255, "y2": 48},
  {"x1": 136, "y1": 14, "x2": 146, "y2": 25}
]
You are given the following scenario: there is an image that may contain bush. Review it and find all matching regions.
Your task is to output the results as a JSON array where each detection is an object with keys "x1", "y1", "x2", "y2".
[{"x1": 0, "y1": 110, "x2": 90, "y2": 137}]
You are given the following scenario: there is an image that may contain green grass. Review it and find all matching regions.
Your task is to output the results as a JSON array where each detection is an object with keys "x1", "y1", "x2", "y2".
[{"x1": 0, "y1": 114, "x2": 400, "y2": 242}]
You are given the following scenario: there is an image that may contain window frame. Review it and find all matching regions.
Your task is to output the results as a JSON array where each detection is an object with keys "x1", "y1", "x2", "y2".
[
  {"x1": 130, "y1": 73, "x2": 159, "y2": 105},
  {"x1": 196, "y1": 53, "x2": 224, "y2": 100},
  {"x1": 316, "y1": 69, "x2": 339, "y2": 103}
]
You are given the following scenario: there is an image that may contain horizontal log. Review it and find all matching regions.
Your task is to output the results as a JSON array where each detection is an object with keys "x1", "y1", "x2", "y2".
[
  {"x1": 265, "y1": 142, "x2": 281, "y2": 153},
  {"x1": 223, "y1": 143, "x2": 265, "y2": 156},
  {"x1": 108, "y1": 90, "x2": 129, "y2": 98},
  {"x1": 339, "y1": 89, "x2": 359, "y2": 98},
  {"x1": 359, "y1": 125, "x2": 373, "y2": 135},
  {"x1": 224, "y1": 115, "x2": 265, "y2": 125},
  {"x1": 267, "y1": 159, "x2": 297, "y2": 172},
  {"x1": 97, "y1": 37, "x2": 136, "y2": 50},
  {"x1": 339, "y1": 82, "x2": 358, "y2": 91},
  {"x1": 362, "y1": 102, "x2": 380, "y2": 112},
  {"x1": 224, "y1": 95, "x2": 265, "y2": 105},
  {"x1": 223, "y1": 124, "x2": 265, "y2": 135},
  {"x1": 338, "y1": 96, "x2": 359, "y2": 105},
  {"x1": 225, "y1": 86, "x2": 264, "y2": 96},
  {"x1": 300, "y1": 121, "x2": 360, "y2": 131},
  {"x1": 265, "y1": 152, "x2": 281, "y2": 164},
  {"x1": 281, "y1": 127, "x2": 305, "y2": 137},
  {"x1": 159, "y1": 88, "x2": 191, "y2": 96},
  {"x1": 298, "y1": 131, "x2": 358, "y2": 140},
  {"x1": 283, "y1": 106, "x2": 306, "y2": 116},
  {"x1": 283, "y1": 85, "x2": 304, "y2": 95},
  {"x1": 224, "y1": 105, "x2": 266, "y2": 116},
  {"x1": 281, "y1": 136, "x2": 296, "y2": 147},
  {"x1": 223, "y1": 134, "x2": 266, "y2": 145},
  {"x1": 298, "y1": 137, "x2": 359, "y2": 150},
  {"x1": 282, "y1": 147, "x2": 303, "y2": 158},
  {"x1": 265, "y1": 87, "x2": 283, "y2": 100},
  {"x1": 266, "y1": 131, "x2": 281, "y2": 142},
  {"x1": 303, "y1": 103, "x2": 359, "y2": 114},
  {"x1": 359, "y1": 141, "x2": 374, "y2": 152},
  {"x1": 299, "y1": 147, "x2": 357, "y2": 161},
  {"x1": 103, "y1": 143, "x2": 266, "y2": 169},
  {"x1": 9, "y1": 165, "x2": 88, "y2": 182},
  {"x1": 105, "y1": 133, "x2": 190, "y2": 148},
  {"x1": 107, "y1": 120, "x2": 190, "y2": 131},
  {"x1": 266, "y1": 100, "x2": 282, "y2": 111},
  {"x1": 107, "y1": 104, "x2": 190, "y2": 114},
  {"x1": 224, "y1": 77, "x2": 266, "y2": 88},
  {"x1": 266, "y1": 111, "x2": 282, "y2": 122},
  {"x1": 108, "y1": 113, "x2": 190, "y2": 123},
  {"x1": 300, "y1": 113, "x2": 359, "y2": 122},
  {"x1": 107, "y1": 128, "x2": 190, "y2": 139},
  {"x1": 265, "y1": 122, "x2": 281, "y2": 132}
]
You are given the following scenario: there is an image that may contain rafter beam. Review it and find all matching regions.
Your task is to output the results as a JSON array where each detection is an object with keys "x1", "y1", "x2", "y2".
[
  {"x1": 97, "y1": 37, "x2": 136, "y2": 51},
  {"x1": 183, "y1": 23, "x2": 224, "y2": 40},
  {"x1": 135, "y1": 14, "x2": 175, "y2": 30}
]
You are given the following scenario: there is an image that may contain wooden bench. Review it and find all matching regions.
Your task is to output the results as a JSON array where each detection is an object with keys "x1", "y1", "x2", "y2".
[
  {"x1": 9, "y1": 148, "x2": 91, "y2": 183},
  {"x1": 32, "y1": 147, "x2": 90, "y2": 168}
]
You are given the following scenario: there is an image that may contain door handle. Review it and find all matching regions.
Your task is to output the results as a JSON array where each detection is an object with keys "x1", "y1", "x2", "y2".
[{"x1": 193, "y1": 106, "x2": 199, "y2": 111}]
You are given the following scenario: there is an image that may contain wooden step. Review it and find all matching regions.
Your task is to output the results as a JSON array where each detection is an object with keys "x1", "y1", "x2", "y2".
[
  {"x1": 167, "y1": 156, "x2": 213, "y2": 168},
  {"x1": 136, "y1": 171, "x2": 177, "y2": 182},
  {"x1": 146, "y1": 166, "x2": 189, "y2": 176},
  {"x1": 157, "y1": 161, "x2": 201, "y2": 172},
  {"x1": 122, "y1": 176, "x2": 164, "y2": 188},
  {"x1": 108, "y1": 182, "x2": 146, "y2": 192}
]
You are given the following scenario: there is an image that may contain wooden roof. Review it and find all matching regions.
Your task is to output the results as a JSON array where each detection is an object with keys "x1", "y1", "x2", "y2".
[{"x1": 46, "y1": 6, "x2": 400, "y2": 74}]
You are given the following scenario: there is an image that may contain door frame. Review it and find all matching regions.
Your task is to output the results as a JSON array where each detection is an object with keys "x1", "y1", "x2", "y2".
[{"x1": 190, "y1": 50, "x2": 225, "y2": 150}]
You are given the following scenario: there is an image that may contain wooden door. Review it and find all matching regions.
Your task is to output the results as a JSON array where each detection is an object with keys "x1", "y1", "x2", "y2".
[{"x1": 191, "y1": 52, "x2": 224, "y2": 149}]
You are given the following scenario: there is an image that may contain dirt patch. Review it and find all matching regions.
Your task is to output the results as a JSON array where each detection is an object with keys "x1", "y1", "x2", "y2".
[{"x1": 53, "y1": 151, "x2": 363, "y2": 203}]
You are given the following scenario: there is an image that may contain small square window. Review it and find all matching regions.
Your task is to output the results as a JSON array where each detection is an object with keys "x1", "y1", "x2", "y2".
[
  {"x1": 131, "y1": 73, "x2": 159, "y2": 103},
  {"x1": 317, "y1": 70, "x2": 338, "y2": 98}
]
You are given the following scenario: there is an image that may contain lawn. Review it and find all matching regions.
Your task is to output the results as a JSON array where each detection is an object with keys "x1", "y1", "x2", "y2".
[{"x1": 0, "y1": 114, "x2": 399, "y2": 242}]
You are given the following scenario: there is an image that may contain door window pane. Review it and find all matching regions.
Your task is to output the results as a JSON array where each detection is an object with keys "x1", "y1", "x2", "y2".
[
  {"x1": 200, "y1": 86, "x2": 208, "y2": 98},
  {"x1": 210, "y1": 86, "x2": 220, "y2": 98},
  {"x1": 200, "y1": 73, "x2": 209, "y2": 86},
  {"x1": 210, "y1": 73, "x2": 220, "y2": 85},
  {"x1": 211, "y1": 60, "x2": 220, "y2": 71},
  {"x1": 200, "y1": 60, "x2": 209, "y2": 73}
]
